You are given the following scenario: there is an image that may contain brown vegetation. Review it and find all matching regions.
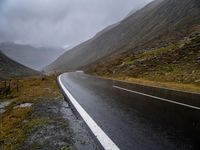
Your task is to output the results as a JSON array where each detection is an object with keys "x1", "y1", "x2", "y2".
[
  {"x1": 0, "y1": 76, "x2": 63, "y2": 150},
  {"x1": 87, "y1": 33, "x2": 200, "y2": 93}
]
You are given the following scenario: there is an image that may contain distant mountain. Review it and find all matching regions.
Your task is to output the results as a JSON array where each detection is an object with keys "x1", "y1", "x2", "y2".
[
  {"x1": 0, "y1": 42, "x2": 66, "y2": 71},
  {"x1": 45, "y1": 0, "x2": 200, "y2": 73},
  {"x1": 0, "y1": 51, "x2": 40, "y2": 80}
]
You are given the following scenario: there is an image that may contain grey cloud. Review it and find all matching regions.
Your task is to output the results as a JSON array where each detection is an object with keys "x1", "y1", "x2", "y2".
[{"x1": 0, "y1": 0, "x2": 153, "y2": 47}]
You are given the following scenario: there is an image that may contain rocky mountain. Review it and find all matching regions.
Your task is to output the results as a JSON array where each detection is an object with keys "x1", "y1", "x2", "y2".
[
  {"x1": 0, "y1": 51, "x2": 41, "y2": 80},
  {"x1": 0, "y1": 42, "x2": 66, "y2": 71},
  {"x1": 45, "y1": 0, "x2": 200, "y2": 73}
]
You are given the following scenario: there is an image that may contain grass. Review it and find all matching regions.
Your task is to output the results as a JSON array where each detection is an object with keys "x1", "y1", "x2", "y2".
[
  {"x1": 87, "y1": 32, "x2": 200, "y2": 93},
  {"x1": 17, "y1": 75, "x2": 61, "y2": 101},
  {"x1": 25, "y1": 118, "x2": 50, "y2": 132},
  {"x1": 138, "y1": 44, "x2": 177, "y2": 60},
  {"x1": 0, "y1": 107, "x2": 32, "y2": 150},
  {"x1": 0, "y1": 80, "x2": 19, "y2": 100},
  {"x1": 60, "y1": 146, "x2": 71, "y2": 150},
  {"x1": 0, "y1": 75, "x2": 62, "y2": 150},
  {"x1": 103, "y1": 76, "x2": 200, "y2": 93}
]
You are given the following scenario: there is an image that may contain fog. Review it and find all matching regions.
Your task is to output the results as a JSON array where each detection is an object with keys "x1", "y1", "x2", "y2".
[{"x1": 0, "y1": 0, "x2": 153, "y2": 48}]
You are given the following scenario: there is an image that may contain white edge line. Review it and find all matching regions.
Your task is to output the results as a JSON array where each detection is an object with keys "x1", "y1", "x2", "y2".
[
  {"x1": 58, "y1": 75, "x2": 120, "y2": 150},
  {"x1": 86, "y1": 74, "x2": 200, "y2": 95},
  {"x1": 113, "y1": 86, "x2": 200, "y2": 110}
]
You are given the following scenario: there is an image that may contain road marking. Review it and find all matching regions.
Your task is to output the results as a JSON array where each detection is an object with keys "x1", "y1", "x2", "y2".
[
  {"x1": 58, "y1": 75, "x2": 120, "y2": 150},
  {"x1": 113, "y1": 86, "x2": 200, "y2": 110},
  {"x1": 89, "y1": 74, "x2": 200, "y2": 95}
]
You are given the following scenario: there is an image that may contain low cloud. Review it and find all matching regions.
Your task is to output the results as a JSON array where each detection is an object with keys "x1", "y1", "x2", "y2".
[{"x1": 0, "y1": 0, "x2": 152, "y2": 47}]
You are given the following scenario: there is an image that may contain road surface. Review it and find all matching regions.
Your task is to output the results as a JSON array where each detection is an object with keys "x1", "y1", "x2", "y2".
[{"x1": 58, "y1": 72, "x2": 200, "y2": 150}]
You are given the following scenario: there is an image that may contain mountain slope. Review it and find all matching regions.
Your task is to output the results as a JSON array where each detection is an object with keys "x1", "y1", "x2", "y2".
[
  {"x1": 0, "y1": 51, "x2": 41, "y2": 80},
  {"x1": 86, "y1": 32, "x2": 200, "y2": 85},
  {"x1": 45, "y1": 0, "x2": 200, "y2": 73},
  {"x1": 0, "y1": 42, "x2": 65, "y2": 71}
]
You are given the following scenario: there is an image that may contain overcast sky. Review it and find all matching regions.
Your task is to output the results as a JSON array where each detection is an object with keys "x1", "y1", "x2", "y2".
[{"x1": 0, "y1": 0, "x2": 152, "y2": 48}]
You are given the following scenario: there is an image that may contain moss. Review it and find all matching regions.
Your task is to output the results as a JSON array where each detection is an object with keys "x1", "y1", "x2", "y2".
[
  {"x1": 25, "y1": 118, "x2": 49, "y2": 132},
  {"x1": 60, "y1": 145, "x2": 71, "y2": 150}
]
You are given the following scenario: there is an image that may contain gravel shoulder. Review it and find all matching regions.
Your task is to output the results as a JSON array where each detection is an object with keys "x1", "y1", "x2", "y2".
[
  {"x1": 19, "y1": 98, "x2": 99, "y2": 150},
  {"x1": 0, "y1": 76, "x2": 99, "y2": 150}
]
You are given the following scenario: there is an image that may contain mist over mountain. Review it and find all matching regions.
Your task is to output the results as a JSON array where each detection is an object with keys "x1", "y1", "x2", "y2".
[
  {"x1": 0, "y1": 0, "x2": 152, "y2": 47},
  {"x1": 45, "y1": 0, "x2": 200, "y2": 73},
  {"x1": 0, "y1": 0, "x2": 154, "y2": 80},
  {"x1": 0, "y1": 42, "x2": 66, "y2": 70},
  {"x1": 0, "y1": 51, "x2": 40, "y2": 80}
]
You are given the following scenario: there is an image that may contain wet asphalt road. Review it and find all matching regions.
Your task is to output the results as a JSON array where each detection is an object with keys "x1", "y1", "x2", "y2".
[{"x1": 59, "y1": 72, "x2": 200, "y2": 150}]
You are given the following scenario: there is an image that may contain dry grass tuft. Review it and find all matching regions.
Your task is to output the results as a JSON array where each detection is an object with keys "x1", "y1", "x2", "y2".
[{"x1": 0, "y1": 75, "x2": 62, "y2": 150}]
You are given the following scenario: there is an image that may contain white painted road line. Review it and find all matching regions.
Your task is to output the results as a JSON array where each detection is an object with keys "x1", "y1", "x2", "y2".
[
  {"x1": 113, "y1": 86, "x2": 200, "y2": 110},
  {"x1": 58, "y1": 75, "x2": 120, "y2": 150}
]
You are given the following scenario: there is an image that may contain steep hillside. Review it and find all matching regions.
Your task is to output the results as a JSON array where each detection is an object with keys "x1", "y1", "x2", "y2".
[
  {"x1": 0, "y1": 42, "x2": 65, "y2": 70},
  {"x1": 0, "y1": 51, "x2": 41, "y2": 80},
  {"x1": 45, "y1": 0, "x2": 200, "y2": 73},
  {"x1": 87, "y1": 32, "x2": 200, "y2": 87}
]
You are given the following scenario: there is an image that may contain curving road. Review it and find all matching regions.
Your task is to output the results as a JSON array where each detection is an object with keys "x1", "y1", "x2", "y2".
[{"x1": 58, "y1": 72, "x2": 200, "y2": 150}]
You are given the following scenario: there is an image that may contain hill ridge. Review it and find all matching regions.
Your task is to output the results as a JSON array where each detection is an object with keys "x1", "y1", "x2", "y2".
[{"x1": 44, "y1": 0, "x2": 200, "y2": 73}]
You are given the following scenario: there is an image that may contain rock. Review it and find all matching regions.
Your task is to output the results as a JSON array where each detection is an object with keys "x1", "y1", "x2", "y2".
[
  {"x1": 172, "y1": 60, "x2": 179, "y2": 64},
  {"x1": 0, "y1": 100, "x2": 13, "y2": 114},
  {"x1": 195, "y1": 79, "x2": 200, "y2": 83},
  {"x1": 14, "y1": 103, "x2": 33, "y2": 109},
  {"x1": 130, "y1": 65, "x2": 136, "y2": 69}
]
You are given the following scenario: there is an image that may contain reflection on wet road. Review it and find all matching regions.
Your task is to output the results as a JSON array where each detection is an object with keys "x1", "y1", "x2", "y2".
[{"x1": 59, "y1": 72, "x2": 200, "y2": 150}]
